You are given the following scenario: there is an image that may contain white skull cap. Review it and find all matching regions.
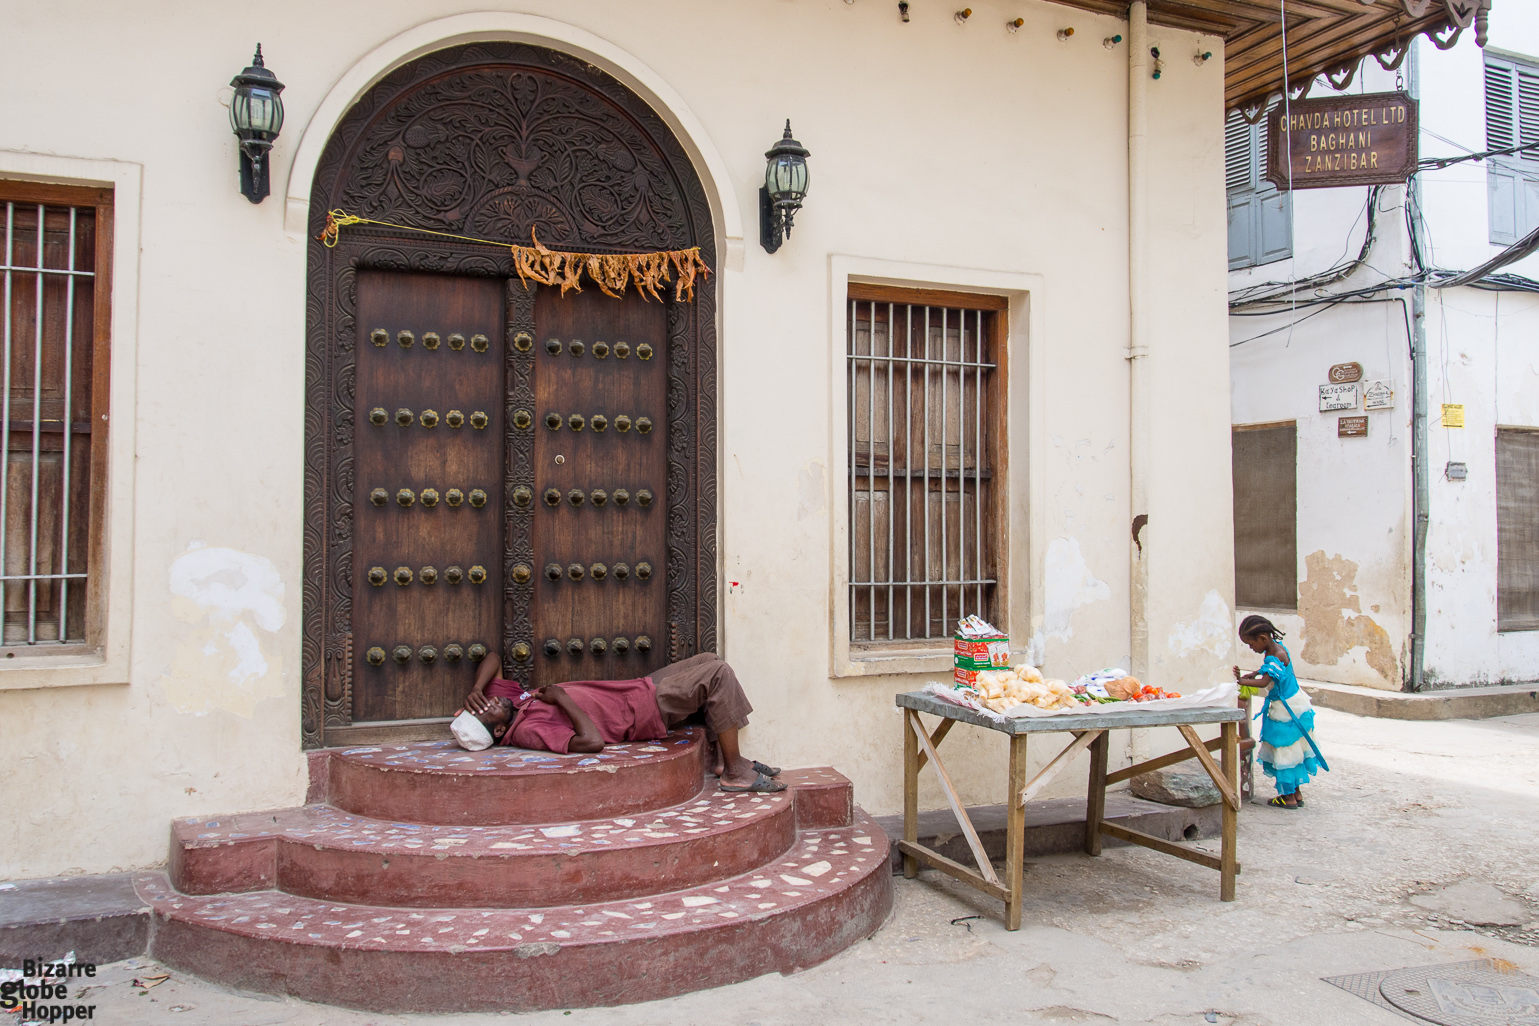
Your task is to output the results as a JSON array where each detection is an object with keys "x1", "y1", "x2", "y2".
[{"x1": 451, "y1": 710, "x2": 495, "y2": 751}]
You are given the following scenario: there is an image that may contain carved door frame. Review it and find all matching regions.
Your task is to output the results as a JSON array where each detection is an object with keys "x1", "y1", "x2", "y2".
[{"x1": 301, "y1": 42, "x2": 719, "y2": 748}]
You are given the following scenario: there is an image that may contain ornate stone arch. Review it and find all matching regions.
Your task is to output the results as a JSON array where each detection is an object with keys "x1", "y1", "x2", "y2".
[{"x1": 301, "y1": 42, "x2": 718, "y2": 748}]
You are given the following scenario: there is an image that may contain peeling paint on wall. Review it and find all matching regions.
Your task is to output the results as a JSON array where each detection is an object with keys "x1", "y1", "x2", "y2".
[
  {"x1": 1298, "y1": 550, "x2": 1398, "y2": 683},
  {"x1": 1168, "y1": 589, "x2": 1232, "y2": 658},
  {"x1": 158, "y1": 543, "x2": 287, "y2": 717},
  {"x1": 796, "y1": 460, "x2": 826, "y2": 521},
  {"x1": 1042, "y1": 537, "x2": 1111, "y2": 642}
]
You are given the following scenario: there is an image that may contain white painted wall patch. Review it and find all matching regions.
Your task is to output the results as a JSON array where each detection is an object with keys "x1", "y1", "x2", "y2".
[
  {"x1": 1042, "y1": 537, "x2": 1111, "y2": 642},
  {"x1": 159, "y1": 545, "x2": 288, "y2": 717},
  {"x1": 1167, "y1": 589, "x2": 1233, "y2": 659}
]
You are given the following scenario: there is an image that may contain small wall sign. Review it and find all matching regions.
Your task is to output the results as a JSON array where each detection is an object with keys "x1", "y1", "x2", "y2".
[
  {"x1": 1338, "y1": 416, "x2": 1369, "y2": 437},
  {"x1": 1329, "y1": 362, "x2": 1363, "y2": 383},
  {"x1": 1320, "y1": 383, "x2": 1359, "y2": 412},
  {"x1": 1441, "y1": 404, "x2": 1465, "y2": 428},
  {"x1": 1267, "y1": 91, "x2": 1418, "y2": 190},
  {"x1": 1363, "y1": 380, "x2": 1394, "y2": 410}
]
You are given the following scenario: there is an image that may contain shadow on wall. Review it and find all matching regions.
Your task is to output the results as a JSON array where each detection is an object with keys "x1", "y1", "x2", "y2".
[{"x1": 1298, "y1": 550, "x2": 1398, "y2": 684}]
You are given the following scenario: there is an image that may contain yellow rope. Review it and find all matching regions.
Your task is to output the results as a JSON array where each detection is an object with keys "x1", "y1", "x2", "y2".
[{"x1": 319, "y1": 209, "x2": 711, "y2": 302}]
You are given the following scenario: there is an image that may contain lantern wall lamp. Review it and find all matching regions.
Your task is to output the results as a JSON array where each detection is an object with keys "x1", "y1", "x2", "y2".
[
  {"x1": 229, "y1": 45, "x2": 286, "y2": 203},
  {"x1": 759, "y1": 121, "x2": 811, "y2": 254}
]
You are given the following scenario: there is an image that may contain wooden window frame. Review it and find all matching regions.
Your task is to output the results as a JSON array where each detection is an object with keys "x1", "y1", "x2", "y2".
[
  {"x1": 0, "y1": 180, "x2": 113, "y2": 659},
  {"x1": 843, "y1": 282, "x2": 1009, "y2": 652}
]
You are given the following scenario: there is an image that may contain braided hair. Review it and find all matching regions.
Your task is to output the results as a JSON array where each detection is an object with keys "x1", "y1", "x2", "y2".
[{"x1": 1238, "y1": 614, "x2": 1285, "y2": 642}]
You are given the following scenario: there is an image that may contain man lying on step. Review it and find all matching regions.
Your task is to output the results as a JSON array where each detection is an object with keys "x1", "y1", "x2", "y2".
[{"x1": 455, "y1": 652, "x2": 785, "y2": 793}]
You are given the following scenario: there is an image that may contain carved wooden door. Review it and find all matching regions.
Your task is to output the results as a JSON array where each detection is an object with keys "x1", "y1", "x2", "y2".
[
  {"x1": 528, "y1": 289, "x2": 669, "y2": 685},
  {"x1": 305, "y1": 43, "x2": 720, "y2": 746},
  {"x1": 353, "y1": 270, "x2": 504, "y2": 721}
]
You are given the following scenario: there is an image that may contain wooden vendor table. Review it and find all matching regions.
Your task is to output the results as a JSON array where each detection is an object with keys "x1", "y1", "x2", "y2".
[{"x1": 895, "y1": 691, "x2": 1247, "y2": 930}]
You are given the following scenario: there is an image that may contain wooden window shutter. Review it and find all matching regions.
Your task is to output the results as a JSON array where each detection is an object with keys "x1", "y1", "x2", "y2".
[
  {"x1": 1519, "y1": 65, "x2": 1539, "y2": 158},
  {"x1": 1257, "y1": 189, "x2": 1293, "y2": 265},
  {"x1": 1228, "y1": 191, "x2": 1258, "y2": 268},
  {"x1": 1487, "y1": 54, "x2": 1539, "y2": 245},
  {"x1": 846, "y1": 286, "x2": 1005, "y2": 644},
  {"x1": 1497, "y1": 428, "x2": 1539, "y2": 631},
  {"x1": 1232, "y1": 424, "x2": 1297, "y2": 610},
  {"x1": 1225, "y1": 112, "x2": 1254, "y2": 191},
  {"x1": 1227, "y1": 107, "x2": 1291, "y2": 270},
  {"x1": 1487, "y1": 59, "x2": 1516, "y2": 152}
]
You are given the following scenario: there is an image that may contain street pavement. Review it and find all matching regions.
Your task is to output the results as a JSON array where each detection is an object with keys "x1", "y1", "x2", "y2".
[{"x1": 65, "y1": 707, "x2": 1539, "y2": 1024}]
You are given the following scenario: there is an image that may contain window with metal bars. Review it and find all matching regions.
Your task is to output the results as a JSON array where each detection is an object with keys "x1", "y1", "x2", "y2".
[
  {"x1": 0, "y1": 182, "x2": 112, "y2": 652},
  {"x1": 1484, "y1": 50, "x2": 1539, "y2": 245},
  {"x1": 1225, "y1": 107, "x2": 1292, "y2": 270},
  {"x1": 847, "y1": 286, "x2": 1004, "y2": 644}
]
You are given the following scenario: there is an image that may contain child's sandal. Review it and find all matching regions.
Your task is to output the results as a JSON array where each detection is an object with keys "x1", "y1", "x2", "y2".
[{"x1": 1267, "y1": 795, "x2": 1299, "y2": 809}]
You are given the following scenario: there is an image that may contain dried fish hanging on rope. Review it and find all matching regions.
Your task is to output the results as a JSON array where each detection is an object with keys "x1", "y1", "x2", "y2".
[{"x1": 319, "y1": 210, "x2": 711, "y2": 302}]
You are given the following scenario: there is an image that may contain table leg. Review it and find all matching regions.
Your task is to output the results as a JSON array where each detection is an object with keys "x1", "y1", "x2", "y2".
[
  {"x1": 1221, "y1": 721, "x2": 1238, "y2": 901},
  {"x1": 1005, "y1": 733, "x2": 1028, "y2": 931},
  {"x1": 903, "y1": 709, "x2": 920, "y2": 880},
  {"x1": 1085, "y1": 731, "x2": 1109, "y2": 855}
]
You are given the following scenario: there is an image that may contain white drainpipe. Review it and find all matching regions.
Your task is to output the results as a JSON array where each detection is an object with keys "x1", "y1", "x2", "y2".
[{"x1": 1127, "y1": 2, "x2": 1151, "y2": 681}]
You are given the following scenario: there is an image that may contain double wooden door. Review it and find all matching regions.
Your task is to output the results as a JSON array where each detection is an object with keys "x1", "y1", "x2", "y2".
[{"x1": 353, "y1": 270, "x2": 668, "y2": 722}]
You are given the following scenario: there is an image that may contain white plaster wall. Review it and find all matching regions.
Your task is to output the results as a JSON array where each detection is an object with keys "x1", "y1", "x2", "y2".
[
  {"x1": 1415, "y1": 8, "x2": 1539, "y2": 684},
  {"x1": 1230, "y1": 290, "x2": 1413, "y2": 689},
  {"x1": 1422, "y1": 289, "x2": 1539, "y2": 685},
  {"x1": 0, "y1": 0, "x2": 1233, "y2": 878}
]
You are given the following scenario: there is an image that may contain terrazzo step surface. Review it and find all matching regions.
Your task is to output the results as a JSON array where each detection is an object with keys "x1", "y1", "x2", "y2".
[
  {"x1": 323, "y1": 730, "x2": 706, "y2": 826},
  {"x1": 171, "y1": 783, "x2": 799, "y2": 908},
  {"x1": 140, "y1": 813, "x2": 894, "y2": 1013}
]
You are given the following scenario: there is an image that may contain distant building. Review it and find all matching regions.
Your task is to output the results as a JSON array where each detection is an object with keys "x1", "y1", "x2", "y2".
[{"x1": 1228, "y1": 6, "x2": 1536, "y2": 691}]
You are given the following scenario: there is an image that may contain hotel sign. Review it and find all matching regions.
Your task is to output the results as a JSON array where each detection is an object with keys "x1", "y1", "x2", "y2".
[{"x1": 1266, "y1": 91, "x2": 1418, "y2": 191}]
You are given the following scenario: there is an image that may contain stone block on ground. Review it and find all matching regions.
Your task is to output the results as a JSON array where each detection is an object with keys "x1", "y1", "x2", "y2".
[
  {"x1": 0, "y1": 873, "x2": 149, "y2": 966},
  {"x1": 1131, "y1": 766, "x2": 1223, "y2": 808},
  {"x1": 1409, "y1": 879, "x2": 1531, "y2": 926}
]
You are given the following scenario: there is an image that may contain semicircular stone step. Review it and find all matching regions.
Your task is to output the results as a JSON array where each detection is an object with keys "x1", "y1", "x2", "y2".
[
  {"x1": 139, "y1": 814, "x2": 893, "y2": 1014},
  {"x1": 171, "y1": 784, "x2": 798, "y2": 909},
  {"x1": 324, "y1": 730, "x2": 706, "y2": 826}
]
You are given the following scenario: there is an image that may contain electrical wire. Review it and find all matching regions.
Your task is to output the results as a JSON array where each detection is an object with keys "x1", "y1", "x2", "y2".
[{"x1": 1279, "y1": 0, "x2": 1297, "y2": 345}]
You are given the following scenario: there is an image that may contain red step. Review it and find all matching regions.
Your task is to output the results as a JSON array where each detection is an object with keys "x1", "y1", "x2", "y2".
[
  {"x1": 170, "y1": 784, "x2": 799, "y2": 908},
  {"x1": 139, "y1": 813, "x2": 893, "y2": 1013},
  {"x1": 321, "y1": 731, "x2": 707, "y2": 826}
]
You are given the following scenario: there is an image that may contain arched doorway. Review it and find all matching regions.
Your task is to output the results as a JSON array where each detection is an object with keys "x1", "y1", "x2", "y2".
[{"x1": 300, "y1": 42, "x2": 718, "y2": 748}]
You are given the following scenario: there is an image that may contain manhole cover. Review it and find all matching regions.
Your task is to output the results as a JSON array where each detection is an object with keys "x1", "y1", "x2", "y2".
[
  {"x1": 1326, "y1": 959, "x2": 1539, "y2": 1025},
  {"x1": 1380, "y1": 965, "x2": 1539, "y2": 1025}
]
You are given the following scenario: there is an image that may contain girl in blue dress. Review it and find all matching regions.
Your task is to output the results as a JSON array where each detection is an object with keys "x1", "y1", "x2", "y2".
[{"x1": 1232, "y1": 614, "x2": 1326, "y2": 809}]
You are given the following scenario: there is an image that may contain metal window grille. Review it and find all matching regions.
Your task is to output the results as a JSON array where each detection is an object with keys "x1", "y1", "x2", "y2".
[
  {"x1": 848, "y1": 297, "x2": 998, "y2": 642},
  {"x1": 1, "y1": 200, "x2": 98, "y2": 646}
]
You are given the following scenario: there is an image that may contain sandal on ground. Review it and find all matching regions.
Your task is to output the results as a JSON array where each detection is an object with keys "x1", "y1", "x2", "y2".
[
  {"x1": 752, "y1": 760, "x2": 782, "y2": 778},
  {"x1": 1267, "y1": 795, "x2": 1299, "y2": 809},
  {"x1": 720, "y1": 772, "x2": 787, "y2": 794}
]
